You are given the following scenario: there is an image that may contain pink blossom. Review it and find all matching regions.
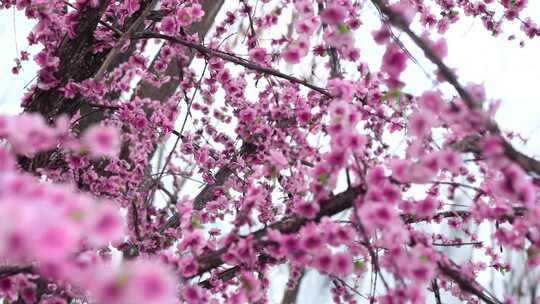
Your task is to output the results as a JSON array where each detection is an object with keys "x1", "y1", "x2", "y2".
[
  {"x1": 127, "y1": 262, "x2": 177, "y2": 304},
  {"x1": 295, "y1": 0, "x2": 315, "y2": 16},
  {"x1": 34, "y1": 51, "x2": 59, "y2": 69},
  {"x1": 373, "y1": 25, "x2": 392, "y2": 44},
  {"x1": 178, "y1": 230, "x2": 205, "y2": 254},
  {"x1": 33, "y1": 222, "x2": 78, "y2": 261},
  {"x1": 282, "y1": 46, "x2": 303, "y2": 64},
  {"x1": 249, "y1": 48, "x2": 267, "y2": 63},
  {"x1": 391, "y1": 0, "x2": 417, "y2": 26},
  {"x1": 239, "y1": 107, "x2": 256, "y2": 122},
  {"x1": 300, "y1": 223, "x2": 323, "y2": 251},
  {"x1": 390, "y1": 158, "x2": 412, "y2": 182},
  {"x1": 0, "y1": 146, "x2": 15, "y2": 172},
  {"x1": 268, "y1": 149, "x2": 288, "y2": 170},
  {"x1": 87, "y1": 204, "x2": 125, "y2": 246},
  {"x1": 382, "y1": 43, "x2": 408, "y2": 84},
  {"x1": 320, "y1": 4, "x2": 348, "y2": 25},
  {"x1": 466, "y1": 82, "x2": 487, "y2": 102},
  {"x1": 328, "y1": 78, "x2": 355, "y2": 101},
  {"x1": 182, "y1": 285, "x2": 205, "y2": 303},
  {"x1": 358, "y1": 203, "x2": 399, "y2": 231},
  {"x1": 41, "y1": 297, "x2": 67, "y2": 304},
  {"x1": 439, "y1": 149, "x2": 462, "y2": 173},
  {"x1": 179, "y1": 256, "x2": 198, "y2": 277},
  {"x1": 313, "y1": 249, "x2": 333, "y2": 273},
  {"x1": 82, "y1": 124, "x2": 121, "y2": 158},
  {"x1": 239, "y1": 271, "x2": 262, "y2": 302},
  {"x1": 5, "y1": 113, "x2": 57, "y2": 155},
  {"x1": 408, "y1": 111, "x2": 434, "y2": 138},
  {"x1": 331, "y1": 252, "x2": 353, "y2": 275},
  {"x1": 367, "y1": 166, "x2": 387, "y2": 187},
  {"x1": 419, "y1": 90, "x2": 444, "y2": 114},
  {"x1": 295, "y1": 16, "x2": 319, "y2": 36},
  {"x1": 177, "y1": 7, "x2": 194, "y2": 26},
  {"x1": 0, "y1": 277, "x2": 17, "y2": 301},
  {"x1": 414, "y1": 196, "x2": 438, "y2": 218},
  {"x1": 161, "y1": 16, "x2": 178, "y2": 35},
  {"x1": 295, "y1": 200, "x2": 319, "y2": 219}
]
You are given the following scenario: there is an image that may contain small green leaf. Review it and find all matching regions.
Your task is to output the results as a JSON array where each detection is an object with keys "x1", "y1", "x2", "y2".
[
  {"x1": 338, "y1": 23, "x2": 350, "y2": 34},
  {"x1": 382, "y1": 89, "x2": 402, "y2": 106},
  {"x1": 191, "y1": 214, "x2": 204, "y2": 229},
  {"x1": 354, "y1": 260, "x2": 366, "y2": 270},
  {"x1": 318, "y1": 172, "x2": 330, "y2": 184},
  {"x1": 71, "y1": 210, "x2": 85, "y2": 221}
]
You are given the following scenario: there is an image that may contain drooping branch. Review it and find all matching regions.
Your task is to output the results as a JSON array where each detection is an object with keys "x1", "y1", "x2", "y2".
[
  {"x1": 438, "y1": 260, "x2": 503, "y2": 304},
  {"x1": 371, "y1": 0, "x2": 540, "y2": 177}
]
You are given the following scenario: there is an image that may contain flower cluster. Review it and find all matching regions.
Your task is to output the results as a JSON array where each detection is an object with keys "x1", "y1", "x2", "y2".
[{"x1": 0, "y1": 0, "x2": 539, "y2": 303}]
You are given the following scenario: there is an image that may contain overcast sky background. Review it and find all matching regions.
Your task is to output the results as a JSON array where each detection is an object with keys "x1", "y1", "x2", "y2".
[{"x1": 1, "y1": 1, "x2": 540, "y2": 303}]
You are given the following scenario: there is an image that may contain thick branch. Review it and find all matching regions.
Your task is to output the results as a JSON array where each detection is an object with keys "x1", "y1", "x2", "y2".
[
  {"x1": 0, "y1": 265, "x2": 34, "y2": 279},
  {"x1": 194, "y1": 192, "x2": 524, "y2": 297},
  {"x1": 438, "y1": 260, "x2": 503, "y2": 304}
]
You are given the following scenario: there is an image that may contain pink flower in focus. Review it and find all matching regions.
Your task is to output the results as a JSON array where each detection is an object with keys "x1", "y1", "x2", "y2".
[
  {"x1": 249, "y1": 48, "x2": 267, "y2": 63},
  {"x1": 177, "y1": 7, "x2": 194, "y2": 26},
  {"x1": 313, "y1": 249, "x2": 333, "y2": 273},
  {"x1": 331, "y1": 252, "x2": 353, "y2": 275},
  {"x1": 161, "y1": 16, "x2": 177, "y2": 34},
  {"x1": 0, "y1": 277, "x2": 17, "y2": 301}
]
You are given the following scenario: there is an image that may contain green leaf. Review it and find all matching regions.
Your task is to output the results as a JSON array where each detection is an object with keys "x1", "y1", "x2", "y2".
[
  {"x1": 191, "y1": 214, "x2": 204, "y2": 229},
  {"x1": 338, "y1": 23, "x2": 350, "y2": 34},
  {"x1": 318, "y1": 172, "x2": 330, "y2": 184},
  {"x1": 354, "y1": 260, "x2": 366, "y2": 270},
  {"x1": 382, "y1": 89, "x2": 402, "y2": 106}
]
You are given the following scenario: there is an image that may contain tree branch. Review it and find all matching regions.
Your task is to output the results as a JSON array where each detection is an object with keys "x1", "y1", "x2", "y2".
[
  {"x1": 133, "y1": 32, "x2": 333, "y2": 98},
  {"x1": 370, "y1": 0, "x2": 540, "y2": 177}
]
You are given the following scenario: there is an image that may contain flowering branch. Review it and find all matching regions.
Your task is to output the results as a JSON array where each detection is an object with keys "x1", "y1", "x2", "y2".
[
  {"x1": 371, "y1": 0, "x2": 540, "y2": 177},
  {"x1": 132, "y1": 32, "x2": 333, "y2": 97}
]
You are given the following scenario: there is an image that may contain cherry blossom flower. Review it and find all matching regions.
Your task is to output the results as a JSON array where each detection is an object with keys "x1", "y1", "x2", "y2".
[
  {"x1": 320, "y1": 3, "x2": 348, "y2": 25},
  {"x1": 82, "y1": 124, "x2": 121, "y2": 158}
]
